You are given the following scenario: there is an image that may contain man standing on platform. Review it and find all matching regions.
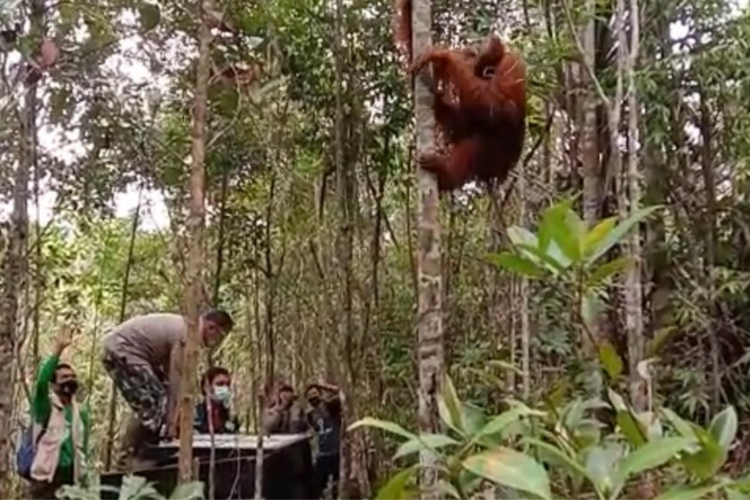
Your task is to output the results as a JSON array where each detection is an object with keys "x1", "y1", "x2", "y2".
[{"x1": 101, "y1": 310, "x2": 234, "y2": 449}]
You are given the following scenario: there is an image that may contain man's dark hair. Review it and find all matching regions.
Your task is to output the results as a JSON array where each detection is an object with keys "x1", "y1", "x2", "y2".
[
  {"x1": 53, "y1": 363, "x2": 73, "y2": 383},
  {"x1": 203, "y1": 310, "x2": 234, "y2": 331},
  {"x1": 278, "y1": 383, "x2": 294, "y2": 393},
  {"x1": 201, "y1": 366, "x2": 230, "y2": 392},
  {"x1": 305, "y1": 383, "x2": 321, "y2": 396}
]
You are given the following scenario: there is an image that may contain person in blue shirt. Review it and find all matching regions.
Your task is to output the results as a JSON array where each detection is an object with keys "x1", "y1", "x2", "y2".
[
  {"x1": 305, "y1": 381, "x2": 342, "y2": 499},
  {"x1": 194, "y1": 366, "x2": 240, "y2": 434}
]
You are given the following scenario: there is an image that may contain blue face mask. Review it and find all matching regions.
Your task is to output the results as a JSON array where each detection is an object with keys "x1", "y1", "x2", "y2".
[{"x1": 213, "y1": 386, "x2": 231, "y2": 405}]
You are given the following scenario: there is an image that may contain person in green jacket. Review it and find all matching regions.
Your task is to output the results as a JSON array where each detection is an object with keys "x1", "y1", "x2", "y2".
[{"x1": 28, "y1": 327, "x2": 90, "y2": 499}]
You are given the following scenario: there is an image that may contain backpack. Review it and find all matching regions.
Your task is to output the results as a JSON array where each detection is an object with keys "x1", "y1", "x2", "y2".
[{"x1": 16, "y1": 420, "x2": 47, "y2": 480}]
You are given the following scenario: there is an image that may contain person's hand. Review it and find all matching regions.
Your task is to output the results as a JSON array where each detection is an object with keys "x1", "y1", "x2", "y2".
[{"x1": 54, "y1": 326, "x2": 74, "y2": 355}]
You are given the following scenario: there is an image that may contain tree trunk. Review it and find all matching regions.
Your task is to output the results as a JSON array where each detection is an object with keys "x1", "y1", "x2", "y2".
[
  {"x1": 411, "y1": 0, "x2": 445, "y2": 496},
  {"x1": 332, "y1": 0, "x2": 359, "y2": 494},
  {"x1": 699, "y1": 92, "x2": 720, "y2": 413},
  {"x1": 579, "y1": 0, "x2": 602, "y2": 356},
  {"x1": 0, "y1": 0, "x2": 42, "y2": 489},
  {"x1": 177, "y1": 0, "x2": 211, "y2": 482},
  {"x1": 622, "y1": 0, "x2": 646, "y2": 411}
]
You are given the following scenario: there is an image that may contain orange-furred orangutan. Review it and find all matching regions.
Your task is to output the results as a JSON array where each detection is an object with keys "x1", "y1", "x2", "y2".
[{"x1": 393, "y1": 0, "x2": 527, "y2": 191}]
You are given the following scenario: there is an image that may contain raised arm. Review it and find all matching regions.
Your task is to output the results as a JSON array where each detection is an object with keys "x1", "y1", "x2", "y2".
[{"x1": 32, "y1": 327, "x2": 72, "y2": 423}]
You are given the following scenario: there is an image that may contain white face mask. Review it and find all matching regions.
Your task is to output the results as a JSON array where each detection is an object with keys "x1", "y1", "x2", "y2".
[{"x1": 212, "y1": 386, "x2": 231, "y2": 406}]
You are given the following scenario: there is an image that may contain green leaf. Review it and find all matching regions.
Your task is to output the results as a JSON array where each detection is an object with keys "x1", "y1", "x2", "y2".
[
  {"x1": 581, "y1": 292, "x2": 603, "y2": 327},
  {"x1": 487, "y1": 252, "x2": 545, "y2": 278},
  {"x1": 438, "y1": 375, "x2": 465, "y2": 435},
  {"x1": 618, "y1": 437, "x2": 696, "y2": 479},
  {"x1": 617, "y1": 411, "x2": 647, "y2": 447},
  {"x1": 562, "y1": 209, "x2": 587, "y2": 260},
  {"x1": 119, "y1": 475, "x2": 161, "y2": 500},
  {"x1": 598, "y1": 341, "x2": 623, "y2": 379},
  {"x1": 521, "y1": 437, "x2": 590, "y2": 479},
  {"x1": 474, "y1": 404, "x2": 545, "y2": 441},
  {"x1": 586, "y1": 205, "x2": 663, "y2": 265},
  {"x1": 348, "y1": 417, "x2": 417, "y2": 441},
  {"x1": 656, "y1": 481, "x2": 727, "y2": 500},
  {"x1": 168, "y1": 482, "x2": 204, "y2": 500},
  {"x1": 462, "y1": 448, "x2": 552, "y2": 500},
  {"x1": 661, "y1": 408, "x2": 697, "y2": 441},
  {"x1": 393, "y1": 433, "x2": 459, "y2": 459},
  {"x1": 708, "y1": 406, "x2": 738, "y2": 454},
  {"x1": 681, "y1": 426, "x2": 727, "y2": 479},
  {"x1": 436, "y1": 480, "x2": 461, "y2": 499},
  {"x1": 588, "y1": 257, "x2": 629, "y2": 284},
  {"x1": 584, "y1": 442, "x2": 624, "y2": 495},
  {"x1": 375, "y1": 466, "x2": 417, "y2": 500},
  {"x1": 507, "y1": 226, "x2": 539, "y2": 248},
  {"x1": 516, "y1": 243, "x2": 567, "y2": 274},
  {"x1": 138, "y1": 2, "x2": 160, "y2": 31},
  {"x1": 725, "y1": 487, "x2": 747, "y2": 500},
  {"x1": 538, "y1": 200, "x2": 572, "y2": 253},
  {"x1": 583, "y1": 216, "x2": 617, "y2": 257}
]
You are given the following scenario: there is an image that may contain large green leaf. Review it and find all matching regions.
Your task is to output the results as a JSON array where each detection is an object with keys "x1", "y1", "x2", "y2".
[
  {"x1": 474, "y1": 404, "x2": 545, "y2": 441},
  {"x1": 588, "y1": 257, "x2": 629, "y2": 284},
  {"x1": 462, "y1": 448, "x2": 552, "y2": 500},
  {"x1": 438, "y1": 375, "x2": 465, "y2": 435},
  {"x1": 516, "y1": 243, "x2": 568, "y2": 274},
  {"x1": 562, "y1": 209, "x2": 587, "y2": 261},
  {"x1": 393, "y1": 433, "x2": 459, "y2": 459},
  {"x1": 538, "y1": 200, "x2": 572, "y2": 252},
  {"x1": 661, "y1": 408, "x2": 698, "y2": 441},
  {"x1": 348, "y1": 417, "x2": 417, "y2": 441},
  {"x1": 617, "y1": 436, "x2": 696, "y2": 480},
  {"x1": 656, "y1": 481, "x2": 728, "y2": 500},
  {"x1": 521, "y1": 437, "x2": 590, "y2": 480},
  {"x1": 119, "y1": 475, "x2": 161, "y2": 500},
  {"x1": 584, "y1": 442, "x2": 624, "y2": 495},
  {"x1": 586, "y1": 205, "x2": 663, "y2": 265},
  {"x1": 507, "y1": 226, "x2": 539, "y2": 248},
  {"x1": 708, "y1": 406, "x2": 738, "y2": 454},
  {"x1": 583, "y1": 216, "x2": 617, "y2": 257},
  {"x1": 681, "y1": 426, "x2": 727, "y2": 479},
  {"x1": 617, "y1": 411, "x2": 647, "y2": 448},
  {"x1": 168, "y1": 482, "x2": 204, "y2": 500},
  {"x1": 486, "y1": 252, "x2": 545, "y2": 278},
  {"x1": 375, "y1": 466, "x2": 417, "y2": 500},
  {"x1": 436, "y1": 480, "x2": 461, "y2": 499}
]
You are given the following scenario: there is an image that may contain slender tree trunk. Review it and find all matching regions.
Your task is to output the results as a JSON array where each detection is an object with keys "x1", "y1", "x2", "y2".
[
  {"x1": 332, "y1": 0, "x2": 357, "y2": 494},
  {"x1": 622, "y1": 0, "x2": 646, "y2": 410},
  {"x1": 699, "y1": 93, "x2": 720, "y2": 413},
  {"x1": 177, "y1": 0, "x2": 211, "y2": 482},
  {"x1": 579, "y1": 0, "x2": 601, "y2": 355},
  {"x1": 104, "y1": 191, "x2": 141, "y2": 471},
  {"x1": 0, "y1": 0, "x2": 42, "y2": 489},
  {"x1": 518, "y1": 161, "x2": 531, "y2": 400},
  {"x1": 411, "y1": 0, "x2": 444, "y2": 495}
]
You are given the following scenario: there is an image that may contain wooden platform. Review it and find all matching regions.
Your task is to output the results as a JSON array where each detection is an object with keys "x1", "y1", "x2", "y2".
[
  {"x1": 157, "y1": 433, "x2": 309, "y2": 451},
  {"x1": 101, "y1": 433, "x2": 314, "y2": 499}
]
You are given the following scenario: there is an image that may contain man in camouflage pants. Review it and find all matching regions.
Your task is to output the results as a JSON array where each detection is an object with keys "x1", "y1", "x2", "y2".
[{"x1": 102, "y1": 311, "x2": 234, "y2": 462}]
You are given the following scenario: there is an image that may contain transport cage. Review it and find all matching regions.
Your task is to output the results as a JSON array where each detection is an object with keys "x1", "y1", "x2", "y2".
[{"x1": 100, "y1": 433, "x2": 314, "y2": 500}]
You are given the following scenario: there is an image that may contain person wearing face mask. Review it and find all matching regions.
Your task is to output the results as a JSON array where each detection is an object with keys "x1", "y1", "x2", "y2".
[
  {"x1": 101, "y1": 310, "x2": 234, "y2": 448},
  {"x1": 305, "y1": 381, "x2": 342, "y2": 499},
  {"x1": 194, "y1": 366, "x2": 240, "y2": 434},
  {"x1": 26, "y1": 326, "x2": 90, "y2": 499}
]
